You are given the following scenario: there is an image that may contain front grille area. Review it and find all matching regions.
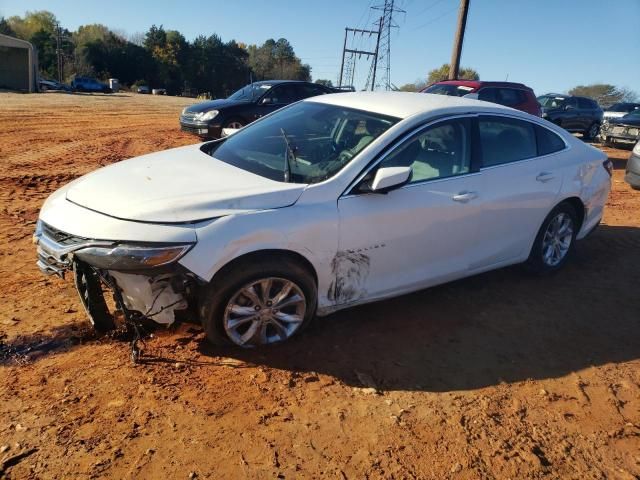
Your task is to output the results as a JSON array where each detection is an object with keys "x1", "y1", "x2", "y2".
[
  {"x1": 180, "y1": 124, "x2": 207, "y2": 135},
  {"x1": 181, "y1": 112, "x2": 199, "y2": 122},
  {"x1": 42, "y1": 222, "x2": 87, "y2": 246}
]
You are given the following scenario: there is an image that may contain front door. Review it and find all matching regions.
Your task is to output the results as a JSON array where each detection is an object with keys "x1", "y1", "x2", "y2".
[{"x1": 333, "y1": 117, "x2": 483, "y2": 305}]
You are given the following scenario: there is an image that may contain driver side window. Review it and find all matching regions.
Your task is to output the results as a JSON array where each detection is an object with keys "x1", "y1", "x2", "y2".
[{"x1": 379, "y1": 118, "x2": 471, "y2": 184}]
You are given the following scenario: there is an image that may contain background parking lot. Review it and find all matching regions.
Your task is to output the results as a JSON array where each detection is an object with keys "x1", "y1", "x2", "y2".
[{"x1": 0, "y1": 93, "x2": 638, "y2": 479}]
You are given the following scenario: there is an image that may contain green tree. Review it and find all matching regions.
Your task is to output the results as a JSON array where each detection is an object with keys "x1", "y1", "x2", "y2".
[
  {"x1": 426, "y1": 64, "x2": 479, "y2": 84},
  {"x1": 398, "y1": 79, "x2": 427, "y2": 92},
  {"x1": 247, "y1": 38, "x2": 310, "y2": 81},
  {"x1": 0, "y1": 17, "x2": 15, "y2": 36},
  {"x1": 568, "y1": 84, "x2": 638, "y2": 107},
  {"x1": 315, "y1": 79, "x2": 333, "y2": 87},
  {"x1": 7, "y1": 10, "x2": 57, "y2": 39}
]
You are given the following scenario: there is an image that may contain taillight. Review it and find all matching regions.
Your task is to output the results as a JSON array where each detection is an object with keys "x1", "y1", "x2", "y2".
[{"x1": 603, "y1": 159, "x2": 613, "y2": 177}]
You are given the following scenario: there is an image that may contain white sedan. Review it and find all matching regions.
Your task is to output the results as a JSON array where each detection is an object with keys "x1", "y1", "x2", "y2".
[{"x1": 34, "y1": 92, "x2": 612, "y2": 348}]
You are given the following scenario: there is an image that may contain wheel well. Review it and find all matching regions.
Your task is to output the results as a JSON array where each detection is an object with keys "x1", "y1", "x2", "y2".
[
  {"x1": 560, "y1": 197, "x2": 585, "y2": 231},
  {"x1": 210, "y1": 249, "x2": 318, "y2": 286}
]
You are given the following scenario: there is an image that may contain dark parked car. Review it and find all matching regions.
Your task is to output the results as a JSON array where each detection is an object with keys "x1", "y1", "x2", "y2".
[
  {"x1": 420, "y1": 80, "x2": 541, "y2": 116},
  {"x1": 71, "y1": 76, "x2": 111, "y2": 93},
  {"x1": 180, "y1": 80, "x2": 335, "y2": 139},
  {"x1": 537, "y1": 94, "x2": 603, "y2": 140},
  {"x1": 601, "y1": 109, "x2": 640, "y2": 148},
  {"x1": 39, "y1": 78, "x2": 71, "y2": 92},
  {"x1": 625, "y1": 141, "x2": 640, "y2": 189}
]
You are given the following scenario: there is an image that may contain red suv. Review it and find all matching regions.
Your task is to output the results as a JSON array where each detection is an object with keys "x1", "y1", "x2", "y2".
[{"x1": 421, "y1": 80, "x2": 542, "y2": 117}]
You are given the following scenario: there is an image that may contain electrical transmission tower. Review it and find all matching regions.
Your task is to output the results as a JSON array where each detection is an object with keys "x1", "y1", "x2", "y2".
[
  {"x1": 369, "y1": 0, "x2": 405, "y2": 90},
  {"x1": 338, "y1": 26, "x2": 381, "y2": 90}
]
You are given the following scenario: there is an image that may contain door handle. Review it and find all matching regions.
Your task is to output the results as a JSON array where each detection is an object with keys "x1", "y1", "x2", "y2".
[
  {"x1": 452, "y1": 191, "x2": 478, "y2": 203},
  {"x1": 536, "y1": 172, "x2": 555, "y2": 183}
]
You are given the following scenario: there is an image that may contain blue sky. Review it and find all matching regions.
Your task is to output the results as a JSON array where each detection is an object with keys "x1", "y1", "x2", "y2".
[{"x1": 1, "y1": 0, "x2": 638, "y2": 95}]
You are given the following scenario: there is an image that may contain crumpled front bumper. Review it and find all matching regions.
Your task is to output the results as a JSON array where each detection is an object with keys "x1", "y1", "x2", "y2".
[
  {"x1": 34, "y1": 221, "x2": 113, "y2": 277},
  {"x1": 33, "y1": 220, "x2": 192, "y2": 326}
]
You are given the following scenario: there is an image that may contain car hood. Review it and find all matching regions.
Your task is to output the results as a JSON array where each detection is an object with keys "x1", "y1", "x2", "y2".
[
  {"x1": 610, "y1": 116, "x2": 640, "y2": 127},
  {"x1": 185, "y1": 98, "x2": 249, "y2": 113},
  {"x1": 65, "y1": 144, "x2": 306, "y2": 223}
]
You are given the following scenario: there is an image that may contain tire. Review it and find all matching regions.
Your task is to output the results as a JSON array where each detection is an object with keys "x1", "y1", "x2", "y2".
[
  {"x1": 526, "y1": 202, "x2": 578, "y2": 274},
  {"x1": 73, "y1": 261, "x2": 117, "y2": 332},
  {"x1": 223, "y1": 118, "x2": 245, "y2": 130},
  {"x1": 584, "y1": 122, "x2": 600, "y2": 141},
  {"x1": 200, "y1": 257, "x2": 317, "y2": 347}
]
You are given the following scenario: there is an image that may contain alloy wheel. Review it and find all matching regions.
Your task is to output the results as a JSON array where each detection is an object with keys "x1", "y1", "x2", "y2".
[
  {"x1": 223, "y1": 277, "x2": 306, "y2": 347},
  {"x1": 541, "y1": 213, "x2": 574, "y2": 267},
  {"x1": 588, "y1": 123, "x2": 599, "y2": 139}
]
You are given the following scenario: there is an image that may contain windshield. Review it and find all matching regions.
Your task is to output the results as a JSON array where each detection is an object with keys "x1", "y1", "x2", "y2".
[
  {"x1": 423, "y1": 84, "x2": 475, "y2": 97},
  {"x1": 609, "y1": 103, "x2": 640, "y2": 113},
  {"x1": 208, "y1": 102, "x2": 399, "y2": 184},
  {"x1": 227, "y1": 83, "x2": 272, "y2": 102},
  {"x1": 537, "y1": 96, "x2": 567, "y2": 108}
]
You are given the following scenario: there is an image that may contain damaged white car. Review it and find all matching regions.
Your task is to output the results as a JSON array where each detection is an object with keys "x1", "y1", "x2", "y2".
[{"x1": 34, "y1": 92, "x2": 612, "y2": 348}]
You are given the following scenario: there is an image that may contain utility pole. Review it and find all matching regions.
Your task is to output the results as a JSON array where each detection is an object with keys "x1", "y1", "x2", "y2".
[
  {"x1": 448, "y1": 0, "x2": 470, "y2": 80},
  {"x1": 370, "y1": 17, "x2": 383, "y2": 91}
]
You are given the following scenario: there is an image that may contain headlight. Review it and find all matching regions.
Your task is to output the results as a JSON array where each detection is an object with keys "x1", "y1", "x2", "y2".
[
  {"x1": 195, "y1": 110, "x2": 219, "y2": 122},
  {"x1": 633, "y1": 141, "x2": 640, "y2": 156},
  {"x1": 74, "y1": 244, "x2": 193, "y2": 271},
  {"x1": 181, "y1": 107, "x2": 188, "y2": 115}
]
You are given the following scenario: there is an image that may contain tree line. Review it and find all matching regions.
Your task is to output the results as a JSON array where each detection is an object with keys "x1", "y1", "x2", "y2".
[{"x1": 0, "y1": 10, "x2": 313, "y2": 97}]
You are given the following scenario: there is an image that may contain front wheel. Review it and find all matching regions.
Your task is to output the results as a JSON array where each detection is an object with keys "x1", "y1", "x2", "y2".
[
  {"x1": 223, "y1": 118, "x2": 245, "y2": 130},
  {"x1": 526, "y1": 203, "x2": 578, "y2": 274},
  {"x1": 200, "y1": 257, "x2": 317, "y2": 347}
]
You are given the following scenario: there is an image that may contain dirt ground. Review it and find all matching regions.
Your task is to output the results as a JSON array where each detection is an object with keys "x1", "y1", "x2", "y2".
[{"x1": 0, "y1": 92, "x2": 638, "y2": 479}]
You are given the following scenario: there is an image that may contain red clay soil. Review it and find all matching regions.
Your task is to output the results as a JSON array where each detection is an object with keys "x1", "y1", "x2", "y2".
[{"x1": 0, "y1": 92, "x2": 638, "y2": 479}]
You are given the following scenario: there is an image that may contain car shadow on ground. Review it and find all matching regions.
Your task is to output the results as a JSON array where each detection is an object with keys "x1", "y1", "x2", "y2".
[
  {"x1": 0, "y1": 322, "x2": 95, "y2": 366},
  {"x1": 201, "y1": 225, "x2": 640, "y2": 392}
]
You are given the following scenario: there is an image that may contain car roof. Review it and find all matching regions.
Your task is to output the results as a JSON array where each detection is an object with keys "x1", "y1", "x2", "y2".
[
  {"x1": 305, "y1": 91, "x2": 520, "y2": 119},
  {"x1": 432, "y1": 80, "x2": 531, "y2": 90},
  {"x1": 252, "y1": 80, "x2": 310, "y2": 86}
]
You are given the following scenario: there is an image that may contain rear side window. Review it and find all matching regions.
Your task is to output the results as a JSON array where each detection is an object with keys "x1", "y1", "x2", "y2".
[
  {"x1": 478, "y1": 88, "x2": 498, "y2": 103},
  {"x1": 498, "y1": 88, "x2": 525, "y2": 106},
  {"x1": 577, "y1": 98, "x2": 593, "y2": 109},
  {"x1": 536, "y1": 126, "x2": 566, "y2": 155},
  {"x1": 479, "y1": 116, "x2": 537, "y2": 167}
]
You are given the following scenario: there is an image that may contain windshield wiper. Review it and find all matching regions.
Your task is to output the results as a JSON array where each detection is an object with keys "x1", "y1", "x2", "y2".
[{"x1": 280, "y1": 128, "x2": 297, "y2": 182}]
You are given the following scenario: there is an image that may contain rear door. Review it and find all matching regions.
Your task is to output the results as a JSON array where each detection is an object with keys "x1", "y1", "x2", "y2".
[{"x1": 470, "y1": 115, "x2": 565, "y2": 269}]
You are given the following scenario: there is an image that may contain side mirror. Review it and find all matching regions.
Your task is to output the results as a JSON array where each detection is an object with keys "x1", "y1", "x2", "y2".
[
  {"x1": 463, "y1": 92, "x2": 479, "y2": 100},
  {"x1": 564, "y1": 104, "x2": 574, "y2": 110},
  {"x1": 370, "y1": 166, "x2": 412, "y2": 193},
  {"x1": 260, "y1": 97, "x2": 272, "y2": 105}
]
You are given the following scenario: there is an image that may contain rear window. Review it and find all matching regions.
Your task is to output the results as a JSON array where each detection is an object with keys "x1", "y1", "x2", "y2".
[{"x1": 423, "y1": 84, "x2": 475, "y2": 97}]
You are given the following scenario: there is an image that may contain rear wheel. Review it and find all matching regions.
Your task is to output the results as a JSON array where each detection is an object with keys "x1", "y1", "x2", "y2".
[
  {"x1": 584, "y1": 122, "x2": 600, "y2": 141},
  {"x1": 200, "y1": 257, "x2": 316, "y2": 347},
  {"x1": 526, "y1": 203, "x2": 578, "y2": 274}
]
